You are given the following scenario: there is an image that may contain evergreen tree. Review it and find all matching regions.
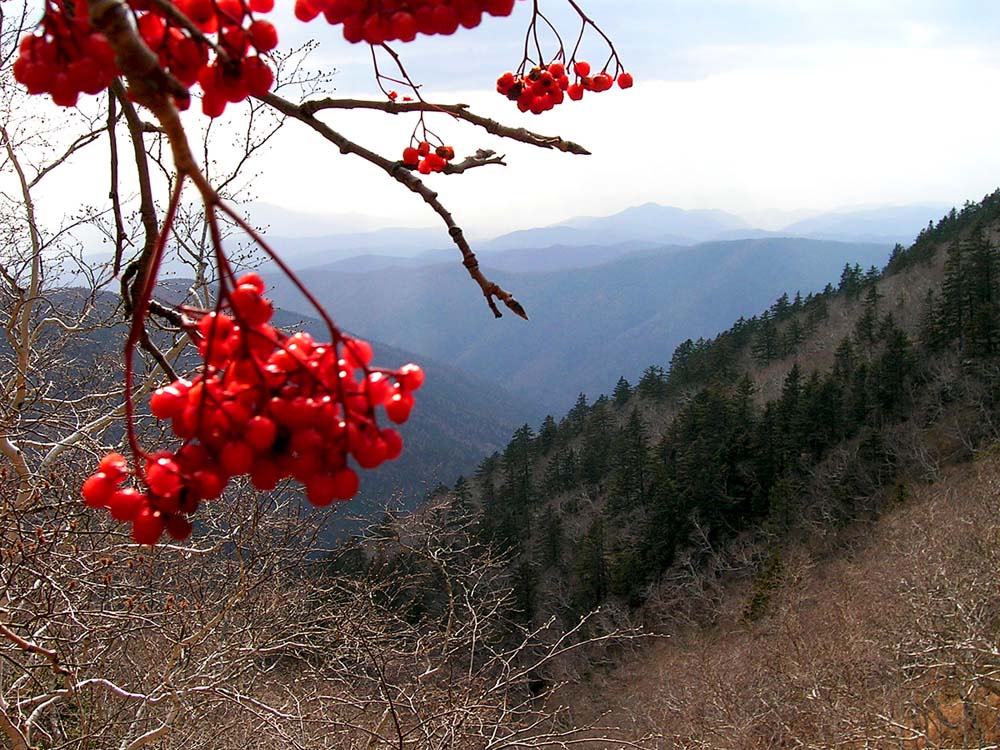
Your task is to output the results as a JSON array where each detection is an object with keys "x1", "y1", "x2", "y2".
[
  {"x1": 965, "y1": 227, "x2": 1000, "y2": 356},
  {"x1": 772, "y1": 292, "x2": 792, "y2": 320},
  {"x1": 538, "y1": 506, "x2": 564, "y2": 569},
  {"x1": 612, "y1": 376, "x2": 633, "y2": 406},
  {"x1": 571, "y1": 520, "x2": 608, "y2": 613},
  {"x1": 608, "y1": 408, "x2": 649, "y2": 510},
  {"x1": 752, "y1": 313, "x2": 780, "y2": 364},
  {"x1": 580, "y1": 398, "x2": 613, "y2": 483},
  {"x1": 781, "y1": 319, "x2": 805, "y2": 356},
  {"x1": 451, "y1": 475, "x2": 472, "y2": 518},
  {"x1": 937, "y1": 238, "x2": 969, "y2": 350},
  {"x1": 536, "y1": 414, "x2": 558, "y2": 454},
  {"x1": 918, "y1": 289, "x2": 939, "y2": 350},
  {"x1": 563, "y1": 393, "x2": 590, "y2": 427},
  {"x1": 637, "y1": 365, "x2": 669, "y2": 401}
]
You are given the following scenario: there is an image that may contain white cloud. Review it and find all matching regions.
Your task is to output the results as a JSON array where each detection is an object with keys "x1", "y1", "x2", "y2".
[{"x1": 245, "y1": 44, "x2": 1000, "y2": 236}]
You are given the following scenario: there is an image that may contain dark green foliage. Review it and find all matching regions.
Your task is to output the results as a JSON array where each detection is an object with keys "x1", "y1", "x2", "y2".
[
  {"x1": 612, "y1": 376, "x2": 633, "y2": 406},
  {"x1": 571, "y1": 521, "x2": 609, "y2": 614},
  {"x1": 637, "y1": 365, "x2": 669, "y2": 401},
  {"x1": 459, "y1": 195, "x2": 1000, "y2": 621},
  {"x1": 607, "y1": 408, "x2": 650, "y2": 511},
  {"x1": 536, "y1": 415, "x2": 558, "y2": 454},
  {"x1": 752, "y1": 314, "x2": 780, "y2": 364},
  {"x1": 538, "y1": 506, "x2": 564, "y2": 568},
  {"x1": 838, "y1": 263, "x2": 864, "y2": 298}
]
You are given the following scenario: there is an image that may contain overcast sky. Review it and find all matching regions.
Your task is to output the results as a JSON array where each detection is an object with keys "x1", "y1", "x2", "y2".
[
  {"x1": 231, "y1": 1, "x2": 1000, "y2": 236},
  {"x1": 21, "y1": 1, "x2": 1000, "y2": 239}
]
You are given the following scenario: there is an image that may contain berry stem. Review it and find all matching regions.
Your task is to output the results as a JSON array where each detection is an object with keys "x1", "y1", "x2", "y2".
[{"x1": 123, "y1": 177, "x2": 185, "y2": 465}]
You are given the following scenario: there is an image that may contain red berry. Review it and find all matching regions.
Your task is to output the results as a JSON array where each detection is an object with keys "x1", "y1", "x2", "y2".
[
  {"x1": 108, "y1": 488, "x2": 144, "y2": 522},
  {"x1": 132, "y1": 508, "x2": 166, "y2": 545},
  {"x1": 342, "y1": 338, "x2": 373, "y2": 367},
  {"x1": 192, "y1": 468, "x2": 227, "y2": 500},
  {"x1": 146, "y1": 456, "x2": 182, "y2": 497},
  {"x1": 82, "y1": 473, "x2": 115, "y2": 507},
  {"x1": 331, "y1": 467, "x2": 359, "y2": 500},
  {"x1": 220, "y1": 440, "x2": 254, "y2": 475},
  {"x1": 390, "y1": 11, "x2": 417, "y2": 42},
  {"x1": 399, "y1": 363, "x2": 425, "y2": 391},
  {"x1": 381, "y1": 428, "x2": 403, "y2": 460},
  {"x1": 305, "y1": 473, "x2": 338, "y2": 506},
  {"x1": 573, "y1": 60, "x2": 591, "y2": 77},
  {"x1": 250, "y1": 460, "x2": 281, "y2": 491},
  {"x1": 98, "y1": 452, "x2": 129, "y2": 482},
  {"x1": 385, "y1": 390, "x2": 414, "y2": 423},
  {"x1": 593, "y1": 72, "x2": 613, "y2": 92},
  {"x1": 248, "y1": 20, "x2": 279, "y2": 52},
  {"x1": 245, "y1": 415, "x2": 277, "y2": 452},
  {"x1": 166, "y1": 514, "x2": 193, "y2": 541},
  {"x1": 617, "y1": 71, "x2": 634, "y2": 89}
]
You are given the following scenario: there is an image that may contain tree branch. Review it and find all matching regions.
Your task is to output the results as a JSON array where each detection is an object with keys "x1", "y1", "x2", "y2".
[
  {"x1": 299, "y1": 97, "x2": 591, "y2": 155},
  {"x1": 257, "y1": 91, "x2": 529, "y2": 320}
]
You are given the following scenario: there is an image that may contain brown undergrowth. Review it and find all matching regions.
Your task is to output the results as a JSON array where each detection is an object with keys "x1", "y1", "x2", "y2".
[{"x1": 558, "y1": 452, "x2": 1000, "y2": 749}]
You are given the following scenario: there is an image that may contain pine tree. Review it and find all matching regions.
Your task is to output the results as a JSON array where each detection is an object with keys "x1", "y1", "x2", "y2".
[
  {"x1": 752, "y1": 313, "x2": 779, "y2": 364},
  {"x1": 571, "y1": 520, "x2": 608, "y2": 613},
  {"x1": 937, "y1": 237, "x2": 969, "y2": 350},
  {"x1": 781, "y1": 319, "x2": 805, "y2": 356},
  {"x1": 536, "y1": 415, "x2": 558, "y2": 454},
  {"x1": 538, "y1": 506, "x2": 564, "y2": 569},
  {"x1": 965, "y1": 226, "x2": 1000, "y2": 356},
  {"x1": 608, "y1": 408, "x2": 649, "y2": 510},
  {"x1": 772, "y1": 292, "x2": 791, "y2": 320},
  {"x1": 637, "y1": 365, "x2": 669, "y2": 401},
  {"x1": 612, "y1": 376, "x2": 632, "y2": 406},
  {"x1": 580, "y1": 399, "x2": 613, "y2": 483}
]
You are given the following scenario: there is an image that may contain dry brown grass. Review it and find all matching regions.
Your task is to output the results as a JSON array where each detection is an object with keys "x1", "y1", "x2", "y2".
[{"x1": 557, "y1": 451, "x2": 1000, "y2": 749}]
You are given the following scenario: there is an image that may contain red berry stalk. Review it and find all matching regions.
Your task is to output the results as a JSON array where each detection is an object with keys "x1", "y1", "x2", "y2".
[
  {"x1": 14, "y1": 0, "x2": 280, "y2": 116},
  {"x1": 295, "y1": 0, "x2": 517, "y2": 44},
  {"x1": 84, "y1": 272, "x2": 424, "y2": 546},
  {"x1": 401, "y1": 141, "x2": 456, "y2": 173}
]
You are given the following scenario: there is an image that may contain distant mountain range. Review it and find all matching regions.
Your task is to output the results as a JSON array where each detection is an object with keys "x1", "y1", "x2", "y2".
[
  {"x1": 780, "y1": 204, "x2": 949, "y2": 244},
  {"x1": 75, "y1": 201, "x2": 950, "y2": 283},
  {"x1": 241, "y1": 201, "x2": 948, "y2": 275},
  {"x1": 262, "y1": 236, "x2": 894, "y2": 411}
]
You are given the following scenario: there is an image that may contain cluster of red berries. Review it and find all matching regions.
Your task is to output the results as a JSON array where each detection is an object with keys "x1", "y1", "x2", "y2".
[
  {"x1": 294, "y1": 0, "x2": 516, "y2": 44},
  {"x1": 82, "y1": 273, "x2": 423, "y2": 546},
  {"x1": 12, "y1": 0, "x2": 118, "y2": 107},
  {"x1": 15, "y1": 0, "x2": 278, "y2": 116},
  {"x1": 401, "y1": 142, "x2": 455, "y2": 174},
  {"x1": 496, "y1": 60, "x2": 633, "y2": 114},
  {"x1": 132, "y1": 0, "x2": 278, "y2": 116}
]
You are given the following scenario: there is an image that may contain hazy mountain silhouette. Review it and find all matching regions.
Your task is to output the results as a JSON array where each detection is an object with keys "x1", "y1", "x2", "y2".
[
  {"x1": 263, "y1": 237, "x2": 892, "y2": 411},
  {"x1": 780, "y1": 204, "x2": 951, "y2": 244},
  {"x1": 479, "y1": 203, "x2": 751, "y2": 250}
]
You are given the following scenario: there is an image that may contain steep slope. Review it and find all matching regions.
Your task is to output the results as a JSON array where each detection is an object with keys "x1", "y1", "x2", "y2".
[
  {"x1": 563, "y1": 455, "x2": 1000, "y2": 748},
  {"x1": 264, "y1": 237, "x2": 891, "y2": 411},
  {"x1": 412, "y1": 190, "x2": 1000, "y2": 747}
]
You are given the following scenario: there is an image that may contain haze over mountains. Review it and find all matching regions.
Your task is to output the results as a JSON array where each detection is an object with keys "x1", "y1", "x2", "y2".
[
  {"x1": 240, "y1": 200, "x2": 954, "y2": 412},
  {"x1": 246, "y1": 200, "x2": 948, "y2": 271},
  {"x1": 264, "y1": 236, "x2": 892, "y2": 411},
  {"x1": 73, "y1": 199, "x2": 949, "y2": 415}
]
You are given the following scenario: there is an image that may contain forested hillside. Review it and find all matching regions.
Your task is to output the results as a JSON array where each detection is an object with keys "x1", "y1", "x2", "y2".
[{"x1": 432, "y1": 190, "x2": 1000, "y2": 692}]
